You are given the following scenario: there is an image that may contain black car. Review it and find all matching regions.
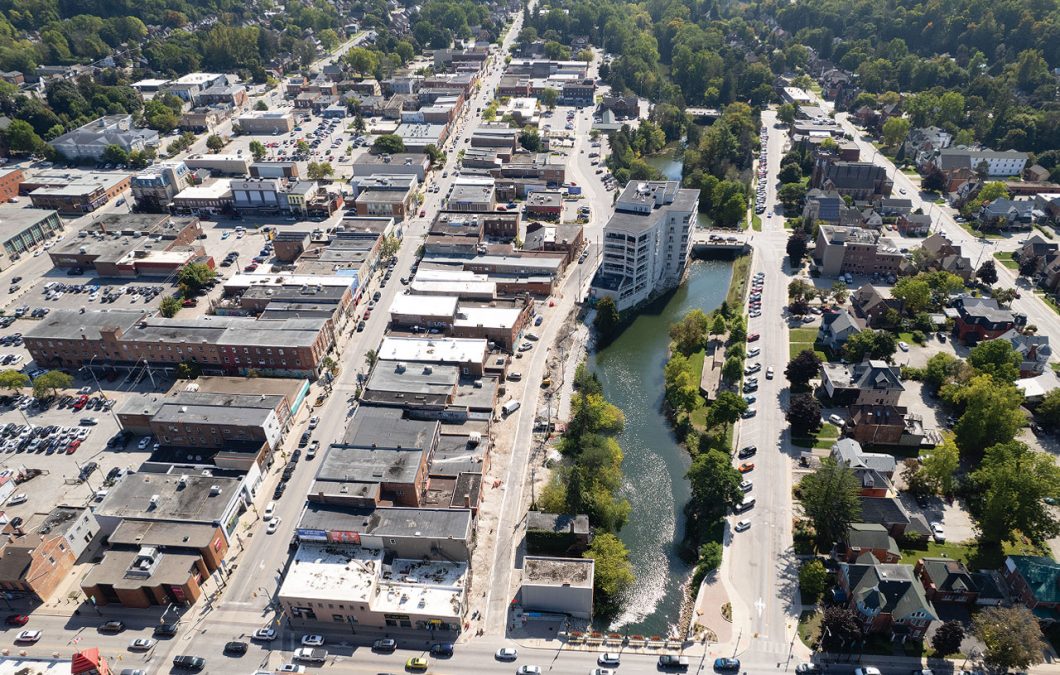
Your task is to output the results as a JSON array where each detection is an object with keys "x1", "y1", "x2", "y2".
[
  {"x1": 430, "y1": 643, "x2": 454, "y2": 657},
  {"x1": 172, "y1": 656, "x2": 205, "y2": 671},
  {"x1": 153, "y1": 623, "x2": 179, "y2": 638},
  {"x1": 223, "y1": 641, "x2": 248, "y2": 656},
  {"x1": 273, "y1": 484, "x2": 286, "y2": 499},
  {"x1": 99, "y1": 620, "x2": 126, "y2": 633},
  {"x1": 737, "y1": 445, "x2": 757, "y2": 459},
  {"x1": 298, "y1": 432, "x2": 310, "y2": 447},
  {"x1": 79, "y1": 462, "x2": 98, "y2": 482}
]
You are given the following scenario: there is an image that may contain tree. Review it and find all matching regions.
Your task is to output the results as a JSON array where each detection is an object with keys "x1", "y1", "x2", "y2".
[
  {"x1": 295, "y1": 140, "x2": 310, "y2": 155},
  {"x1": 32, "y1": 370, "x2": 72, "y2": 400},
  {"x1": 820, "y1": 606, "x2": 863, "y2": 651},
  {"x1": 1036, "y1": 388, "x2": 1060, "y2": 429},
  {"x1": 159, "y1": 295, "x2": 181, "y2": 318},
  {"x1": 881, "y1": 116, "x2": 911, "y2": 148},
  {"x1": 993, "y1": 287, "x2": 1018, "y2": 307},
  {"x1": 669, "y1": 309, "x2": 710, "y2": 355},
  {"x1": 538, "y1": 88, "x2": 558, "y2": 109},
  {"x1": 101, "y1": 144, "x2": 128, "y2": 165},
  {"x1": 379, "y1": 235, "x2": 400, "y2": 261},
  {"x1": 687, "y1": 449, "x2": 744, "y2": 523},
  {"x1": 518, "y1": 127, "x2": 541, "y2": 152},
  {"x1": 778, "y1": 182, "x2": 807, "y2": 213},
  {"x1": 424, "y1": 144, "x2": 444, "y2": 167},
  {"x1": 798, "y1": 458, "x2": 862, "y2": 546},
  {"x1": 977, "y1": 259, "x2": 998, "y2": 285},
  {"x1": 583, "y1": 533, "x2": 634, "y2": 605},
  {"x1": 786, "y1": 349, "x2": 822, "y2": 389},
  {"x1": 1019, "y1": 254, "x2": 1041, "y2": 277},
  {"x1": 891, "y1": 277, "x2": 932, "y2": 314},
  {"x1": 798, "y1": 559, "x2": 829, "y2": 603},
  {"x1": 787, "y1": 393, "x2": 823, "y2": 437},
  {"x1": 968, "y1": 338, "x2": 1021, "y2": 382},
  {"x1": 0, "y1": 370, "x2": 28, "y2": 393},
  {"x1": 708, "y1": 391, "x2": 748, "y2": 426},
  {"x1": 371, "y1": 134, "x2": 405, "y2": 155},
  {"x1": 830, "y1": 281, "x2": 848, "y2": 304},
  {"x1": 843, "y1": 329, "x2": 898, "y2": 362},
  {"x1": 205, "y1": 134, "x2": 225, "y2": 152},
  {"x1": 177, "y1": 263, "x2": 216, "y2": 293},
  {"x1": 931, "y1": 620, "x2": 965, "y2": 657},
  {"x1": 946, "y1": 375, "x2": 1025, "y2": 456},
  {"x1": 5, "y1": 119, "x2": 44, "y2": 155},
  {"x1": 787, "y1": 233, "x2": 808, "y2": 267},
  {"x1": 254, "y1": 100, "x2": 269, "y2": 111},
  {"x1": 972, "y1": 440, "x2": 1060, "y2": 543},
  {"x1": 364, "y1": 349, "x2": 377, "y2": 369},
  {"x1": 306, "y1": 162, "x2": 334, "y2": 180},
  {"x1": 973, "y1": 606, "x2": 1047, "y2": 673},
  {"x1": 920, "y1": 436, "x2": 960, "y2": 495},
  {"x1": 788, "y1": 278, "x2": 816, "y2": 312},
  {"x1": 721, "y1": 355, "x2": 743, "y2": 383},
  {"x1": 777, "y1": 103, "x2": 797, "y2": 125},
  {"x1": 710, "y1": 313, "x2": 727, "y2": 336},
  {"x1": 249, "y1": 140, "x2": 266, "y2": 162},
  {"x1": 924, "y1": 349, "x2": 966, "y2": 387},
  {"x1": 594, "y1": 296, "x2": 622, "y2": 344}
]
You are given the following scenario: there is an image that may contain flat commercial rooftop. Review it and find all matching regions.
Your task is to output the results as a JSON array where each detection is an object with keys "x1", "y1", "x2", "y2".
[
  {"x1": 94, "y1": 473, "x2": 240, "y2": 523},
  {"x1": 317, "y1": 445, "x2": 425, "y2": 486},
  {"x1": 339, "y1": 405, "x2": 439, "y2": 450},
  {"x1": 299, "y1": 504, "x2": 472, "y2": 541},
  {"x1": 378, "y1": 336, "x2": 487, "y2": 364},
  {"x1": 523, "y1": 556, "x2": 594, "y2": 587},
  {"x1": 280, "y1": 543, "x2": 381, "y2": 604},
  {"x1": 389, "y1": 294, "x2": 458, "y2": 317}
]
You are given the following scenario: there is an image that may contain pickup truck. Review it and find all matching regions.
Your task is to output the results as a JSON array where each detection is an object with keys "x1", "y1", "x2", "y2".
[
  {"x1": 293, "y1": 648, "x2": 327, "y2": 663},
  {"x1": 658, "y1": 655, "x2": 690, "y2": 671}
]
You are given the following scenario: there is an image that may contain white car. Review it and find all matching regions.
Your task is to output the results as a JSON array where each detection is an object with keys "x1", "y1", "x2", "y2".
[
  {"x1": 765, "y1": 366, "x2": 774, "y2": 379},
  {"x1": 828, "y1": 414, "x2": 845, "y2": 426},
  {"x1": 252, "y1": 628, "x2": 277, "y2": 641},
  {"x1": 277, "y1": 665, "x2": 305, "y2": 674},
  {"x1": 592, "y1": 670, "x2": 617, "y2": 675},
  {"x1": 6, "y1": 493, "x2": 26, "y2": 506},
  {"x1": 128, "y1": 638, "x2": 155, "y2": 651},
  {"x1": 930, "y1": 522, "x2": 945, "y2": 543},
  {"x1": 598, "y1": 653, "x2": 620, "y2": 666},
  {"x1": 308, "y1": 416, "x2": 320, "y2": 429},
  {"x1": 495, "y1": 647, "x2": 518, "y2": 660},
  {"x1": 734, "y1": 520, "x2": 751, "y2": 532},
  {"x1": 266, "y1": 517, "x2": 281, "y2": 534},
  {"x1": 854, "y1": 668, "x2": 882, "y2": 675},
  {"x1": 518, "y1": 667, "x2": 542, "y2": 675},
  {"x1": 898, "y1": 341, "x2": 910, "y2": 352},
  {"x1": 15, "y1": 630, "x2": 41, "y2": 643},
  {"x1": 300, "y1": 634, "x2": 324, "y2": 647}
]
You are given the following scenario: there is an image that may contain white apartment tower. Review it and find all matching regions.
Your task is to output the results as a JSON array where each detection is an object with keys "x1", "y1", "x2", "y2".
[{"x1": 591, "y1": 181, "x2": 699, "y2": 310}]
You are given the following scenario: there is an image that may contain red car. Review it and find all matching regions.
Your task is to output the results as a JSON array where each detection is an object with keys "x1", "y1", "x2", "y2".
[
  {"x1": 72, "y1": 394, "x2": 89, "y2": 411},
  {"x1": 5, "y1": 615, "x2": 28, "y2": 626},
  {"x1": 738, "y1": 463, "x2": 755, "y2": 473},
  {"x1": 66, "y1": 439, "x2": 81, "y2": 454},
  {"x1": 748, "y1": 333, "x2": 760, "y2": 342}
]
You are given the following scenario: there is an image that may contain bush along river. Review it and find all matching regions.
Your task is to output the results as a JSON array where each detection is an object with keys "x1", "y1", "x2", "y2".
[{"x1": 589, "y1": 259, "x2": 733, "y2": 635}]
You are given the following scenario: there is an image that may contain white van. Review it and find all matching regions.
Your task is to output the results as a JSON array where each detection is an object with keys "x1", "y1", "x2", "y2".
[
  {"x1": 263, "y1": 501, "x2": 276, "y2": 521},
  {"x1": 736, "y1": 497, "x2": 756, "y2": 513},
  {"x1": 501, "y1": 400, "x2": 521, "y2": 416}
]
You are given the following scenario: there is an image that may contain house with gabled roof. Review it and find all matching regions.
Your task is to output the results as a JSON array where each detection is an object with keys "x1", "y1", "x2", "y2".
[
  {"x1": 818, "y1": 309, "x2": 862, "y2": 351},
  {"x1": 831, "y1": 438, "x2": 896, "y2": 496},
  {"x1": 998, "y1": 328, "x2": 1051, "y2": 377},
  {"x1": 915, "y1": 557, "x2": 978, "y2": 604},
  {"x1": 821, "y1": 360, "x2": 904, "y2": 406},
  {"x1": 841, "y1": 523, "x2": 900, "y2": 563},
  {"x1": 837, "y1": 559, "x2": 937, "y2": 639},
  {"x1": 851, "y1": 284, "x2": 902, "y2": 328}
]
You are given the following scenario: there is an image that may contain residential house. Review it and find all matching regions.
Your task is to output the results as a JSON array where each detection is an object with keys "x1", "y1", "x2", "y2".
[
  {"x1": 949, "y1": 296, "x2": 1021, "y2": 344},
  {"x1": 904, "y1": 127, "x2": 953, "y2": 168},
  {"x1": 999, "y1": 329, "x2": 1051, "y2": 377},
  {"x1": 841, "y1": 524, "x2": 901, "y2": 563},
  {"x1": 50, "y1": 115, "x2": 160, "y2": 161},
  {"x1": 1003, "y1": 555, "x2": 1060, "y2": 622},
  {"x1": 818, "y1": 309, "x2": 862, "y2": 351},
  {"x1": 821, "y1": 361, "x2": 904, "y2": 406},
  {"x1": 837, "y1": 560, "x2": 937, "y2": 639},
  {"x1": 858, "y1": 496, "x2": 930, "y2": 539},
  {"x1": 831, "y1": 438, "x2": 896, "y2": 496},
  {"x1": 896, "y1": 213, "x2": 931, "y2": 236},
  {"x1": 935, "y1": 147, "x2": 1029, "y2": 178},
  {"x1": 848, "y1": 404, "x2": 930, "y2": 449},
  {"x1": 851, "y1": 284, "x2": 903, "y2": 328},
  {"x1": 915, "y1": 558, "x2": 979, "y2": 604},
  {"x1": 912, "y1": 232, "x2": 973, "y2": 281},
  {"x1": 978, "y1": 198, "x2": 1037, "y2": 230},
  {"x1": 1016, "y1": 234, "x2": 1058, "y2": 265}
]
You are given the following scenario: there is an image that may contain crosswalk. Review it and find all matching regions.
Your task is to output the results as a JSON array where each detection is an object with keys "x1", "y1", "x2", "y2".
[{"x1": 747, "y1": 636, "x2": 793, "y2": 656}]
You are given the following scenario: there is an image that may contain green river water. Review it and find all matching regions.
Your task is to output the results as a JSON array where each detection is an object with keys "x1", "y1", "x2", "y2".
[{"x1": 588, "y1": 259, "x2": 733, "y2": 635}]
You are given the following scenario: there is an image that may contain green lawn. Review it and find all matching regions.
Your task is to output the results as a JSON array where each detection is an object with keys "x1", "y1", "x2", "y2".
[
  {"x1": 797, "y1": 610, "x2": 822, "y2": 648},
  {"x1": 957, "y1": 219, "x2": 1004, "y2": 239},
  {"x1": 792, "y1": 422, "x2": 840, "y2": 449},
  {"x1": 899, "y1": 538, "x2": 1046, "y2": 569},
  {"x1": 751, "y1": 214, "x2": 762, "y2": 231},
  {"x1": 994, "y1": 251, "x2": 1019, "y2": 270},
  {"x1": 789, "y1": 327, "x2": 821, "y2": 360},
  {"x1": 725, "y1": 254, "x2": 752, "y2": 309},
  {"x1": 1035, "y1": 290, "x2": 1060, "y2": 317},
  {"x1": 1035, "y1": 223, "x2": 1056, "y2": 240}
]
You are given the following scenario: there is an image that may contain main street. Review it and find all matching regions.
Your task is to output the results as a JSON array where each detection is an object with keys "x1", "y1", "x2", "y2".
[{"x1": 718, "y1": 107, "x2": 807, "y2": 670}]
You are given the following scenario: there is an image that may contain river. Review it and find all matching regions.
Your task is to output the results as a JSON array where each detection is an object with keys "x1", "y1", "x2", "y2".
[
  {"x1": 645, "y1": 147, "x2": 713, "y2": 229},
  {"x1": 588, "y1": 259, "x2": 733, "y2": 636}
]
